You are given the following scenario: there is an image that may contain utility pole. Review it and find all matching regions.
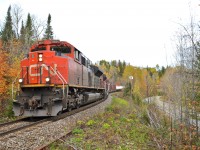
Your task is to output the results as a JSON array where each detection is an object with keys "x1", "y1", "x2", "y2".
[
  {"x1": 146, "y1": 75, "x2": 149, "y2": 103},
  {"x1": 129, "y1": 76, "x2": 133, "y2": 98}
]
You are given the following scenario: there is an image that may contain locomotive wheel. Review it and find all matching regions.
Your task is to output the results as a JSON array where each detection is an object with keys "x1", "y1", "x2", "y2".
[
  {"x1": 76, "y1": 102, "x2": 80, "y2": 109},
  {"x1": 57, "y1": 111, "x2": 62, "y2": 115},
  {"x1": 67, "y1": 106, "x2": 72, "y2": 112}
]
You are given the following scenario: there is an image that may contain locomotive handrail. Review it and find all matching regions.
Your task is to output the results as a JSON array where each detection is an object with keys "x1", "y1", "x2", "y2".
[
  {"x1": 22, "y1": 72, "x2": 27, "y2": 79},
  {"x1": 50, "y1": 66, "x2": 67, "y2": 98},
  {"x1": 56, "y1": 70, "x2": 67, "y2": 84},
  {"x1": 57, "y1": 70, "x2": 68, "y2": 98}
]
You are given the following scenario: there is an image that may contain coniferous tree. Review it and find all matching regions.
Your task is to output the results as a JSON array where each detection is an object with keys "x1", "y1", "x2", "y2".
[
  {"x1": 111, "y1": 60, "x2": 117, "y2": 67},
  {"x1": 1, "y1": 6, "x2": 15, "y2": 45},
  {"x1": 43, "y1": 14, "x2": 53, "y2": 39},
  {"x1": 25, "y1": 13, "x2": 33, "y2": 43},
  {"x1": 118, "y1": 60, "x2": 123, "y2": 77},
  {"x1": 19, "y1": 20, "x2": 25, "y2": 44},
  {"x1": 122, "y1": 61, "x2": 126, "y2": 72}
]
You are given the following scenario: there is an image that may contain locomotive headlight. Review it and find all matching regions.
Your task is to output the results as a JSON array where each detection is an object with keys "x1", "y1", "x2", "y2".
[
  {"x1": 19, "y1": 78, "x2": 23, "y2": 83},
  {"x1": 39, "y1": 54, "x2": 43, "y2": 58},
  {"x1": 38, "y1": 54, "x2": 43, "y2": 62},
  {"x1": 45, "y1": 77, "x2": 50, "y2": 83},
  {"x1": 39, "y1": 57, "x2": 43, "y2": 61}
]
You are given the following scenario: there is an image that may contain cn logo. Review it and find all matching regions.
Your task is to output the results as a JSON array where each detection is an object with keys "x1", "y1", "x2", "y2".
[{"x1": 29, "y1": 64, "x2": 57, "y2": 77}]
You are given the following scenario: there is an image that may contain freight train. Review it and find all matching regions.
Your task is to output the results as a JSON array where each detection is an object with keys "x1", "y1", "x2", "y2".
[{"x1": 12, "y1": 40, "x2": 116, "y2": 117}]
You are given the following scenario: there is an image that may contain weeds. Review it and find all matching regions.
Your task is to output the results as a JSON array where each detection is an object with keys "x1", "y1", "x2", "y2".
[{"x1": 56, "y1": 96, "x2": 154, "y2": 149}]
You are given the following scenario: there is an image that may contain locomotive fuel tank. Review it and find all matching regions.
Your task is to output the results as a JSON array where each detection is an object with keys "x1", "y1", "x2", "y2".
[{"x1": 83, "y1": 92, "x2": 102, "y2": 104}]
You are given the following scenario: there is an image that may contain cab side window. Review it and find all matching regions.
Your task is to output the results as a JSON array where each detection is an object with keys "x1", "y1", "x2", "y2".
[
  {"x1": 74, "y1": 48, "x2": 81, "y2": 62},
  {"x1": 81, "y1": 56, "x2": 86, "y2": 66},
  {"x1": 75, "y1": 50, "x2": 79, "y2": 60}
]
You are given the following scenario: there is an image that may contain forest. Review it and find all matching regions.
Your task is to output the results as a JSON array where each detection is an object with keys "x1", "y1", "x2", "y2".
[{"x1": 0, "y1": 4, "x2": 199, "y2": 148}]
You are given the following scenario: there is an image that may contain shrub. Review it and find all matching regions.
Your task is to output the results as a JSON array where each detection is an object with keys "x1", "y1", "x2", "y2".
[
  {"x1": 4, "y1": 99, "x2": 14, "y2": 118},
  {"x1": 102, "y1": 123, "x2": 110, "y2": 129},
  {"x1": 72, "y1": 128, "x2": 84, "y2": 135},
  {"x1": 86, "y1": 119, "x2": 96, "y2": 126}
]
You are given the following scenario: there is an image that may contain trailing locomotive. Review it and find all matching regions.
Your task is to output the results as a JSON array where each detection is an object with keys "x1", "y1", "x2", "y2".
[{"x1": 12, "y1": 40, "x2": 115, "y2": 116}]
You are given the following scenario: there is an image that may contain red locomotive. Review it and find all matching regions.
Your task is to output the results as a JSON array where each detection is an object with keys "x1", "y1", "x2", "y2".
[{"x1": 13, "y1": 40, "x2": 114, "y2": 116}]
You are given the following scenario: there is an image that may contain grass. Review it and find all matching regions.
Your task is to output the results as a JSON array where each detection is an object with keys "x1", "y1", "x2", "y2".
[{"x1": 50, "y1": 95, "x2": 155, "y2": 149}]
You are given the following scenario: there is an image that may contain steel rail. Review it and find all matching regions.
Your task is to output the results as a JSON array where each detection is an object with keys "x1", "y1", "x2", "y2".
[
  {"x1": 0, "y1": 117, "x2": 29, "y2": 128},
  {"x1": 0, "y1": 117, "x2": 51, "y2": 137}
]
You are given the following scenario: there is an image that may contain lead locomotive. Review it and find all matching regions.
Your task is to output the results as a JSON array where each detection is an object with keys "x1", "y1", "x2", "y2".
[{"x1": 13, "y1": 40, "x2": 115, "y2": 116}]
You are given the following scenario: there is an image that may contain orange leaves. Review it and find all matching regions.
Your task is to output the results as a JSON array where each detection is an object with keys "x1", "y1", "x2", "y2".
[
  {"x1": 0, "y1": 50, "x2": 9, "y2": 94},
  {"x1": 0, "y1": 49, "x2": 21, "y2": 97},
  {"x1": 8, "y1": 59, "x2": 21, "y2": 78},
  {"x1": 0, "y1": 40, "x2": 24, "y2": 115}
]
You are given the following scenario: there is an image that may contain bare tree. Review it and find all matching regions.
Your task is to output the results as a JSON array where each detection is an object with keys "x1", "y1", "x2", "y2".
[
  {"x1": 172, "y1": 15, "x2": 200, "y2": 144},
  {"x1": 31, "y1": 15, "x2": 45, "y2": 41},
  {"x1": 12, "y1": 4, "x2": 23, "y2": 39}
]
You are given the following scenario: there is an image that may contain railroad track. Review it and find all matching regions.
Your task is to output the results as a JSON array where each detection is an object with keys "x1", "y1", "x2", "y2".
[
  {"x1": 0, "y1": 117, "x2": 51, "y2": 137},
  {"x1": 0, "y1": 98, "x2": 106, "y2": 139}
]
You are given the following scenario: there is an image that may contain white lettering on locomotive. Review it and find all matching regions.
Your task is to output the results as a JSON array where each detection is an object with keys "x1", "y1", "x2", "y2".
[{"x1": 29, "y1": 64, "x2": 57, "y2": 76}]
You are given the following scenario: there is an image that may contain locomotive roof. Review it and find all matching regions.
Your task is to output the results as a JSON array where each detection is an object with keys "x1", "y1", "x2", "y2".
[
  {"x1": 29, "y1": 39, "x2": 93, "y2": 65},
  {"x1": 30, "y1": 40, "x2": 73, "y2": 51}
]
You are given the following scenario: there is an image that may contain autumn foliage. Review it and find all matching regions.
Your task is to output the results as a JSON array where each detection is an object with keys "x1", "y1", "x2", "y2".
[
  {"x1": 98, "y1": 60, "x2": 162, "y2": 102},
  {"x1": 0, "y1": 44, "x2": 22, "y2": 115},
  {"x1": 0, "y1": 50, "x2": 9, "y2": 95},
  {"x1": 0, "y1": 4, "x2": 50, "y2": 116}
]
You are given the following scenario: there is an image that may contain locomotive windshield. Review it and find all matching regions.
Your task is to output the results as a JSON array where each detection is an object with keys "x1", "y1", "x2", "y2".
[
  {"x1": 51, "y1": 46, "x2": 71, "y2": 54},
  {"x1": 31, "y1": 46, "x2": 46, "y2": 52}
]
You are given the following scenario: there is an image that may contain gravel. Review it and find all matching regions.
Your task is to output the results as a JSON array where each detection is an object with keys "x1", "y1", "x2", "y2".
[{"x1": 0, "y1": 95, "x2": 112, "y2": 150}]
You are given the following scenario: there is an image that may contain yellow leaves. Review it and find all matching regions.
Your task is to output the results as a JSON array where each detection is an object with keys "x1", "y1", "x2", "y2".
[
  {"x1": 122, "y1": 65, "x2": 135, "y2": 80},
  {"x1": 123, "y1": 65, "x2": 159, "y2": 99},
  {"x1": 8, "y1": 62, "x2": 20, "y2": 78}
]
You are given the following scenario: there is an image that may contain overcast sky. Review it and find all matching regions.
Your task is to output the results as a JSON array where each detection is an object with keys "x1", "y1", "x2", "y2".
[{"x1": 0, "y1": 0, "x2": 200, "y2": 67}]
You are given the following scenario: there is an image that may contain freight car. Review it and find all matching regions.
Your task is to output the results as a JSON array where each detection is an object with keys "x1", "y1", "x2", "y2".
[{"x1": 12, "y1": 40, "x2": 115, "y2": 116}]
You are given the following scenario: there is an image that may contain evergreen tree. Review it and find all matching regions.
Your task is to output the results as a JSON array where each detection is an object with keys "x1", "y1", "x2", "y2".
[
  {"x1": 111, "y1": 60, "x2": 117, "y2": 67},
  {"x1": 122, "y1": 61, "x2": 126, "y2": 72},
  {"x1": 118, "y1": 60, "x2": 123, "y2": 77},
  {"x1": 1, "y1": 6, "x2": 15, "y2": 45},
  {"x1": 25, "y1": 13, "x2": 33, "y2": 43},
  {"x1": 43, "y1": 14, "x2": 53, "y2": 39},
  {"x1": 19, "y1": 20, "x2": 25, "y2": 43}
]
